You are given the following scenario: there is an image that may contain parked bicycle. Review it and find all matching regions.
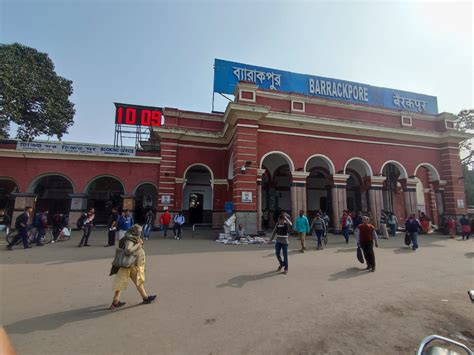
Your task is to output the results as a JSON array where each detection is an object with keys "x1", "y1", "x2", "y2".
[{"x1": 6, "y1": 227, "x2": 53, "y2": 246}]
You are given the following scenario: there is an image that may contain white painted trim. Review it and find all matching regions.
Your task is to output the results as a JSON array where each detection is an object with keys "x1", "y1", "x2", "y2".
[
  {"x1": 444, "y1": 120, "x2": 455, "y2": 130},
  {"x1": 379, "y1": 160, "x2": 409, "y2": 179},
  {"x1": 401, "y1": 115, "x2": 412, "y2": 127},
  {"x1": 257, "y1": 129, "x2": 450, "y2": 151},
  {"x1": 159, "y1": 181, "x2": 174, "y2": 185},
  {"x1": 304, "y1": 154, "x2": 336, "y2": 175},
  {"x1": 291, "y1": 100, "x2": 305, "y2": 113},
  {"x1": 27, "y1": 172, "x2": 76, "y2": 194},
  {"x1": 343, "y1": 157, "x2": 373, "y2": 176},
  {"x1": 414, "y1": 163, "x2": 441, "y2": 181},
  {"x1": 183, "y1": 163, "x2": 215, "y2": 183},
  {"x1": 259, "y1": 151, "x2": 295, "y2": 171},
  {"x1": 239, "y1": 89, "x2": 256, "y2": 103},
  {"x1": 236, "y1": 124, "x2": 259, "y2": 128}
]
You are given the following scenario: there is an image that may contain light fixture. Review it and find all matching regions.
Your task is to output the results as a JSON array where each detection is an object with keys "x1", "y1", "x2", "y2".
[{"x1": 240, "y1": 165, "x2": 247, "y2": 174}]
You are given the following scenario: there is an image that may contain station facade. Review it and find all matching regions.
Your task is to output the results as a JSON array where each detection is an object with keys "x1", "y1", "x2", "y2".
[{"x1": 0, "y1": 62, "x2": 471, "y2": 232}]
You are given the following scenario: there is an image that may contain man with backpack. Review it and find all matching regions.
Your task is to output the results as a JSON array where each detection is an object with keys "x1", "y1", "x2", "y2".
[
  {"x1": 7, "y1": 206, "x2": 33, "y2": 250},
  {"x1": 405, "y1": 213, "x2": 422, "y2": 251}
]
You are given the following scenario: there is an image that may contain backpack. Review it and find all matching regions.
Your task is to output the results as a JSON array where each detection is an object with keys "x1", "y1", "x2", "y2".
[
  {"x1": 76, "y1": 214, "x2": 86, "y2": 229},
  {"x1": 15, "y1": 213, "x2": 24, "y2": 229}
]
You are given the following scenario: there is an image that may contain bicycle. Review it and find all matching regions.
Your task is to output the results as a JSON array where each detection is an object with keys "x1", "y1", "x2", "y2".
[{"x1": 6, "y1": 227, "x2": 53, "y2": 246}]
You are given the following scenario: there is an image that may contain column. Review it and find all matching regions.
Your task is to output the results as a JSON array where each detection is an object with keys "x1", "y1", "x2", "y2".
[
  {"x1": 368, "y1": 176, "x2": 386, "y2": 229},
  {"x1": 435, "y1": 180, "x2": 447, "y2": 218},
  {"x1": 68, "y1": 193, "x2": 88, "y2": 228},
  {"x1": 290, "y1": 171, "x2": 310, "y2": 222},
  {"x1": 440, "y1": 145, "x2": 467, "y2": 218},
  {"x1": 427, "y1": 182, "x2": 439, "y2": 226},
  {"x1": 212, "y1": 179, "x2": 229, "y2": 228},
  {"x1": 401, "y1": 178, "x2": 418, "y2": 217},
  {"x1": 10, "y1": 193, "x2": 37, "y2": 227},
  {"x1": 330, "y1": 174, "x2": 349, "y2": 231},
  {"x1": 256, "y1": 169, "x2": 266, "y2": 232},
  {"x1": 158, "y1": 138, "x2": 178, "y2": 213}
]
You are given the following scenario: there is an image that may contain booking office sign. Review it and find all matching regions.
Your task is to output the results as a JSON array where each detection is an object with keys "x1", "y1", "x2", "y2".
[{"x1": 213, "y1": 59, "x2": 438, "y2": 115}]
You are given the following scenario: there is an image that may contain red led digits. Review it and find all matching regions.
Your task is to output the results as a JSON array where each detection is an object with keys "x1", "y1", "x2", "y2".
[
  {"x1": 151, "y1": 110, "x2": 161, "y2": 126},
  {"x1": 125, "y1": 108, "x2": 136, "y2": 125},
  {"x1": 141, "y1": 110, "x2": 151, "y2": 126},
  {"x1": 116, "y1": 107, "x2": 123, "y2": 124},
  {"x1": 115, "y1": 104, "x2": 163, "y2": 126}
]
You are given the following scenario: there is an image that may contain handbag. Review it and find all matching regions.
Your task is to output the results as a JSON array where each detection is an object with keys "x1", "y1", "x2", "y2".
[
  {"x1": 356, "y1": 247, "x2": 364, "y2": 264},
  {"x1": 404, "y1": 232, "x2": 411, "y2": 246},
  {"x1": 112, "y1": 248, "x2": 137, "y2": 268},
  {"x1": 62, "y1": 227, "x2": 71, "y2": 237}
]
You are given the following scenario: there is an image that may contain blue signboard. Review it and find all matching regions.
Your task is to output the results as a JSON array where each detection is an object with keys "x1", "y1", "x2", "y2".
[{"x1": 214, "y1": 59, "x2": 438, "y2": 115}]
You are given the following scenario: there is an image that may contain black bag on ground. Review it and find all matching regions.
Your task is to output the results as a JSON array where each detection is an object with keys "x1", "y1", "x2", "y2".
[
  {"x1": 356, "y1": 247, "x2": 364, "y2": 263},
  {"x1": 404, "y1": 232, "x2": 411, "y2": 246}
]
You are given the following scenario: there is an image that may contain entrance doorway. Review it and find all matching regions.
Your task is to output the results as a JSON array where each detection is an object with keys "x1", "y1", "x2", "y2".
[
  {"x1": 189, "y1": 193, "x2": 204, "y2": 224},
  {"x1": 31, "y1": 175, "x2": 74, "y2": 222},
  {"x1": 86, "y1": 176, "x2": 124, "y2": 224},
  {"x1": 183, "y1": 165, "x2": 213, "y2": 224}
]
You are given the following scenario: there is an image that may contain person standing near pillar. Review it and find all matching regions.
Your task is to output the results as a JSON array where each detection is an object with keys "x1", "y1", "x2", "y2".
[
  {"x1": 7, "y1": 206, "x2": 33, "y2": 250},
  {"x1": 387, "y1": 212, "x2": 398, "y2": 237},
  {"x1": 268, "y1": 213, "x2": 292, "y2": 274},
  {"x1": 405, "y1": 213, "x2": 422, "y2": 251},
  {"x1": 379, "y1": 210, "x2": 389, "y2": 239},
  {"x1": 105, "y1": 207, "x2": 119, "y2": 247},
  {"x1": 341, "y1": 211, "x2": 352, "y2": 244},
  {"x1": 356, "y1": 216, "x2": 379, "y2": 272},
  {"x1": 78, "y1": 208, "x2": 95, "y2": 247},
  {"x1": 459, "y1": 215, "x2": 470, "y2": 240},
  {"x1": 294, "y1": 210, "x2": 310, "y2": 253},
  {"x1": 159, "y1": 208, "x2": 172, "y2": 238}
]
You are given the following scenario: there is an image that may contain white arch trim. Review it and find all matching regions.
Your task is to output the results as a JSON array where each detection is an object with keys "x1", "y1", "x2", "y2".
[
  {"x1": 414, "y1": 163, "x2": 441, "y2": 181},
  {"x1": 259, "y1": 151, "x2": 295, "y2": 171},
  {"x1": 183, "y1": 163, "x2": 215, "y2": 184},
  {"x1": 304, "y1": 154, "x2": 336, "y2": 175},
  {"x1": 379, "y1": 160, "x2": 408, "y2": 179},
  {"x1": 27, "y1": 172, "x2": 76, "y2": 193},
  {"x1": 84, "y1": 174, "x2": 126, "y2": 194},
  {"x1": 343, "y1": 157, "x2": 373, "y2": 176},
  {"x1": 132, "y1": 181, "x2": 159, "y2": 195}
]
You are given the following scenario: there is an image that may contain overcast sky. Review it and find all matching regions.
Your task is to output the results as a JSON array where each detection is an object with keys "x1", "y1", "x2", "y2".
[{"x1": 1, "y1": 0, "x2": 472, "y2": 145}]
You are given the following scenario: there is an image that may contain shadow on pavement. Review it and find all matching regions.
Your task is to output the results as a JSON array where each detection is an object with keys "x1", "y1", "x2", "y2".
[
  {"x1": 335, "y1": 248, "x2": 357, "y2": 253},
  {"x1": 5, "y1": 303, "x2": 142, "y2": 335},
  {"x1": 216, "y1": 271, "x2": 280, "y2": 288},
  {"x1": 465, "y1": 252, "x2": 474, "y2": 259},
  {"x1": 393, "y1": 247, "x2": 415, "y2": 254},
  {"x1": 328, "y1": 267, "x2": 369, "y2": 281}
]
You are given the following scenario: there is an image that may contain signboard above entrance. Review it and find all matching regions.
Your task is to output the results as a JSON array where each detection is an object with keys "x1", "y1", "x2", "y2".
[{"x1": 213, "y1": 59, "x2": 438, "y2": 115}]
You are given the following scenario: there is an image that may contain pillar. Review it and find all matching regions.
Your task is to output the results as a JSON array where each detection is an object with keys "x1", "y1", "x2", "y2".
[
  {"x1": 368, "y1": 176, "x2": 386, "y2": 229},
  {"x1": 212, "y1": 179, "x2": 229, "y2": 228},
  {"x1": 256, "y1": 169, "x2": 266, "y2": 232},
  {"x1": 158, "y1": 138, "x2": 178, "y2": 213},
  {"x1": 290, "y1": 171, "x2": 310, "y2": 222},
  {"x1": 435, "y1": 180, "x2": 446, "y2": 218},
  {"x1": 402, "y1": 178, "x2": 418, "y2": 218},
  {"x1": 11, "y1": 193, "x2": 37, "y2": 227},
  {"x1": 68, "y1": 193, "x2": 88, "y2": 228},
  {"x1": 330, "y1": 174, "x2": 349, "y2": 231}
]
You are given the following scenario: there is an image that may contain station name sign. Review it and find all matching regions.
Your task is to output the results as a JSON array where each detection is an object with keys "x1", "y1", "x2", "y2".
[
  {"x1": 16, "y1": 141, "x2": 136, "y2": 157},
  {"x1": 115, "y1": 103, "x2": 164, "y2": 127},
  {"x1": 213, "y1": 59, "x2": 438, "y2": 115}
]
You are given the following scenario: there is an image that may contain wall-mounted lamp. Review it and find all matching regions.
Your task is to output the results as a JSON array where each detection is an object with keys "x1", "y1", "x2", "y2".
[{"x1": 240, "y1": 165, "x2": 247, "y2": 174}]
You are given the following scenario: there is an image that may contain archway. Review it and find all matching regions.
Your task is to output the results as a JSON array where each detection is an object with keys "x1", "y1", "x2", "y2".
[
  {"x1": 30, "y1": 174, "x2": 74, "y2": 220},
  {"x1": 344, "y1": 158, "x2": 372, "y2": 213},
  {"x1": 414, "y1": 164, "x2": 440, "y2": 223},
  {"x1": 86, "y1": 176, "x2": 124, "y2": 224},
  {"x1": 0, "y1": 178, "x2": 18, "y2": 217},
  {"x1": 261, "y1": 152, "x2": 293, "y2": 227},
  {"x1": 183, "y1": 165, "x2": 213, "y2": 224},
  {"x1": 381, "y1": 163, "x2": 406, "y2": 219},
  {"x1": 305, "y1": 155, "x2": 335, "y2": 222},
  {"x1": 134, "y1": 183, "x2": 158, "y2": 224}
]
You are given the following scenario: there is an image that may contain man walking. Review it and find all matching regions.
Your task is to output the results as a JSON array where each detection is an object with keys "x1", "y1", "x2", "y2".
[
  {"x1": 294, "y1": 210, "x2": 310, "y2": 253},
  {"x1": 78, "y1": 208, "x2": 95, "y2": 247},
  {"x1": 117, "y1": 209, "x2": 134, "y2": 240},
  {"x1": 311, "y1": 213, "x2": 327, "y2": 250},
  {"x1": 159, "y1": 208, "x2": 172, "y2": 238},
  {"x1": 7, "y1": 206, "x2": 33, "y2": 250},
  {"x1": 379, "y1": 210, "x2": 389, "y2": 239},
  {"x1": 460, "y1": 214, "x2": 471, "y2": 240},
  {"x1": 405, "y1": 213, "x2": 422, "y2": 251},
  {"x1": 356, "y1": 216, "x2": 379, "y2": 272},
  {"x1": 143, "y1": 209, "x2": 155, "y2": 240},
  {"x1": 35, "y1": 209, "x2": 48, "y2": 246},
  {"x1": 105, "y1": 207, "x2": 119, "y2": 247},
  {"x1": 268, "y1": 213, "x2": 293, "y2": 274},
  {"x1": 341, "y1": 211, "x2": 352, "y2": 244},
  {"x1": 173, "y1": 211, "x2": 185, "y2": 240}
]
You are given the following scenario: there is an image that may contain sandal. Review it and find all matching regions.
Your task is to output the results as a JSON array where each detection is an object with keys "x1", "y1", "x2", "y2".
[{"x1": 109, "y1": 301, "x2": 126, "y2": 310}]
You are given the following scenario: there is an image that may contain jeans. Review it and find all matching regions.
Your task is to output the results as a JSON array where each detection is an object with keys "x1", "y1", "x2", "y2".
[
  {"x1": 79, "y1": 225, "x2": 92, "y2": 246},
  {"x1": 143, "y1": 224, "x2": 151, "y2": 239},
  {"x1": 173, "y1": 223, "x2": 182, "y2": 238},
  {"x1": 315, "y1": 230, "x2": 323, "y2": 248},
  {"x1": 36, "y1": 228, "x2": 46, "y2": 245},
  {"x1": 162, "y1": 224, "x2": 168, "y2": 237},
  {"x1": 360, "y1": 240, "x2": 376, "y2": 269},
  {"x1": 388, "y1": 224, "x2": 396, "y2": 237},
  {"x1": 409, "y1": 232, "x2": 419, "y2": 249},
  {"x1": 275, "y1": 242, "x2": 288, "y2": 270},
  {"x1": 342, "y1": 227, "x2": 350, "y2": 243}
]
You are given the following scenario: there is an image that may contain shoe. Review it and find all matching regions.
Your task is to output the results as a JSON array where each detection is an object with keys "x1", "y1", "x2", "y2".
[
  {"x1": 51, "y1": 240, "x2": 55, "y2": 244},
  {"x1": 142, "y1": 295, "x2": 157, "y2": 304},
  {"x1": 365, "y1": 266, "x2": 371, "y2": 270},
  {"x1": 370, "y1": 268, "x2": 375, "y2": 272},
  {"x1": 77, "y1": 243, "x2": 83, "y2": 247},
  {"x1": 277, "y1": 265, "x2": 283, "y2": 272},
  {"x1": 300, "y1": 249, "x2": 304, "y2": 253},
  {"x1": 109, "y1": 301, "x2": 126, "y2": 310},
  {"x1": 412, "y1": 247, "x2": 416, "y2": 251},
  {"x1": 84, "y1": 244, "x2": 91, "y2": 247},
  {"x1": 24, "y1": 246, "x2": 32, "y2": 249},
  {"x1": 283, "y1": 270, "x2": 288, "y2": 275},
  {"x1": 7, "y1": 245, "x2": 12, "y2": 250}
]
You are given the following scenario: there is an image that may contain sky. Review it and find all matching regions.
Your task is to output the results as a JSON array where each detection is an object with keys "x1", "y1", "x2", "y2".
[{"x1": 1, "y1": 0, "x2": 472, "y2": 145}]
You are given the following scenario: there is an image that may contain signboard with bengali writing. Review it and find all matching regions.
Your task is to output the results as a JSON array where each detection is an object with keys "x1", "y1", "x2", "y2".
[
  {"x1": 214, "y1": 59, "x2": 438, "y2": 115},
  {"x1": 16, "y1": 141, "x2": 136, "y2": 157}
]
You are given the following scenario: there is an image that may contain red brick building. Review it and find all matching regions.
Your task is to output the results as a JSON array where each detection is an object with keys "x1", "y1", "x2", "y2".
[{"x1": 0, "y1": 76, "x2": 471, "y2": 232}]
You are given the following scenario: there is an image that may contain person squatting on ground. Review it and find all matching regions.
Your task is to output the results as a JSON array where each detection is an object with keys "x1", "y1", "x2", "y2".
[
  {"x1": 105, "y1": 207, "x2": 119, "y2": 247},
  {"x1": 109, "y1": 224, "x2": 156, "y2": 309},
  {"x1": 117, "y1": 209, "x2": 134, "y2": 240},
  {"x1": 268, "y1": 213, "x2": 292, "y2": 275},
  {"x1": 78, "y1": 208, "x2": 95, "y2": 247},
  {"x1": 459, "y1": 214, "x2": 470, "y2": 240},
  {"x1": 341, "y1": 211, "x2": 352, "y2": 244},
  {"x1": 51, "y1": 212, "x2": 68, "y2": 243},
  {"x1": 173, "y1": 211, "x2": 185, "y2": 240},
  {"x1": 379, "y1": 210, "x2": 389, "y2": 239},
  {"x1": 159, "y1": 208, "x2": 171, "y2": 238},
  {"x1": 405, "y1": 213, "x2": 422, "y2": 251},
  {"x1": 311, "y1": 213, "x2": 327, "y2": 250},
  {"x1": 356, "y1": 216, "x2": 379, "y2": 272},
  {"x1": 143, "y1": 209, "x2": 155, "y2": 240},
  {"x1": 7, "y1": 206, "x2": 33, "y2": 250},
  {"x1": 294, "y1": 210, "x2": 310, "y2": 253}
]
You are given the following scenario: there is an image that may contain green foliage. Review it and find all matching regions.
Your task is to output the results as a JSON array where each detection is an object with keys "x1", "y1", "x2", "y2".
[
  {"x1": 455, "y1": 109, "x2": 473, "y2": 168},
  {"x1": 462, "y1": 165, "x2": 474, "y2": 206},
  {"x1": 0, "y1": 43, "x2": 75, "y2": 140}
]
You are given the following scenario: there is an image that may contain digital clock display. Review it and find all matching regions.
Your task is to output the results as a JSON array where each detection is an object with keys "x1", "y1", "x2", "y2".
[{"x1": 114, "y1": 103, "x2": 164, "y2": 127}]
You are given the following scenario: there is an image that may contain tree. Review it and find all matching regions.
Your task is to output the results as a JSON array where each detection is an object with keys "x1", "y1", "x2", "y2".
[
  {"x1": 0, "y1": 43, "x2": 75, "y2": 140},
  {"x1": 455, "y1": 108, "x2": 474, "y2": 168}
]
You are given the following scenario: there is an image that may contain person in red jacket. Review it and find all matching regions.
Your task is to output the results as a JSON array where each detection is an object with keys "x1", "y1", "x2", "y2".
[
  {"x1": 356, "y1": 216, "x2": 379, "y2": 272},
  {"x1": 159, "y1": 209, "x2": 172, "y2": 238}
]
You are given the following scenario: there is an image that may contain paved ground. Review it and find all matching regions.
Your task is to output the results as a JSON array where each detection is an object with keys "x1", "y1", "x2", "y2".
[{"x1": 0, "y1": 229, "x2": 473, "y2": 355}]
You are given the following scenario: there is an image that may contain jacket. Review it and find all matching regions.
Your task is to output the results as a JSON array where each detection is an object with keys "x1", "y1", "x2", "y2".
[
  {"x1": 294, "y1": 216, "x2": 310, "y2": 233},
  {"x1": 160, "y1": 212, "x2": 172, "y2": 225},
  {"x1": 405, "y1": 218, "x2": 421, "y2": 233}
]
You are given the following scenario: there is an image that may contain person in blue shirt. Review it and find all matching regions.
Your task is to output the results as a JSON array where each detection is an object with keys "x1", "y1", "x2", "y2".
[
  {"x1": 173, "y1": 211, "x2": 185, "y2": 240},
  {"x1": 118, "y1": 209, "x2": 134, "y2": 240},
  {"x1": 294, "y1": 210, "x2": 310, "y2": 253}
]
